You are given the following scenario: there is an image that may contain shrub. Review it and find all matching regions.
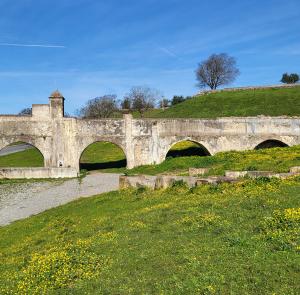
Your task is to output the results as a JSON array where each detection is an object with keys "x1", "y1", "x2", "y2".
[{"x1": 171, "y1": 95, "x2": 185, "y2": 105}]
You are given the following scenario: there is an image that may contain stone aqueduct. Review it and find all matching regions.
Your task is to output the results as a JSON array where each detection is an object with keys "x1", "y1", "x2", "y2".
[{"x1": 1, "y1": 91, "x2": 300, "y2": 178}]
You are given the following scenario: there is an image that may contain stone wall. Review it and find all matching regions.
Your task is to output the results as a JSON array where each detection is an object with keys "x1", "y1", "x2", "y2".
[
  {"x1": 120, "y1": 167, "x2": 300, "y2": 190},
  {"x1": 0, "y1": 168, "x2": 77, "y2": 179},
  {"x1": 1, "y1": 91, "x2": 300, "y2": 178}
]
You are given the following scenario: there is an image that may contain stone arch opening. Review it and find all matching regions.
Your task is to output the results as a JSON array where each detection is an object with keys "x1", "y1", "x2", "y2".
[
  {"x1": 79, "y1": 141, "x2": 127, "y2": 171},
  {"x1": 0, "y1": 141, "x2": 44, "y2": 167},
  {"x1": 254, "y1": 139, "x2": 289, "y2": 150},
  {"x1": 166, "y1": 140, "x2": 211, "y2": 159}
]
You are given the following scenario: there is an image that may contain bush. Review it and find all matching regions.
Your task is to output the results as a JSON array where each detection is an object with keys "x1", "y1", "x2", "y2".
[{"x1": 171, "y1": 95, "x2": 185, "y2": 105}]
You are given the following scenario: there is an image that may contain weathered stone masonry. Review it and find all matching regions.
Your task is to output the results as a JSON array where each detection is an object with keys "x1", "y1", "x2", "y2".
[{"x1": 1, "y1": 91, "x2": 300, "y2": 178}]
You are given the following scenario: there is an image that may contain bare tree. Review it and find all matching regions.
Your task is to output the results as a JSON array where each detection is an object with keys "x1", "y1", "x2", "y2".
[
  {"x1": 127, "y1": 86, "x2": 161, "y2": 117},
  {"x1": 159, "y1": 98, "x2": 170, "y2": 109},
  {"x1": 196, "y1": 53, "x2": 240, "y2": 90},
  {"x1": 19, "y1": 108, "x2": 32, "y2": 115},
  {"x1": 78, "y1": 95, "x2": 119, "y2": 118}
]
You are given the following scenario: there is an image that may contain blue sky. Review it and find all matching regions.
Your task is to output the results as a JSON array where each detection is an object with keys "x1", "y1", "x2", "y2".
[{"x1": 0, "y1": 0, "x2": 299, "y2": 114}]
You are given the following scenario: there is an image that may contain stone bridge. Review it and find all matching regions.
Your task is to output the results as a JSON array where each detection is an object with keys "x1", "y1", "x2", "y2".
[{"x1": 1, "y1": 91, "x2": 300, "y2": 178}]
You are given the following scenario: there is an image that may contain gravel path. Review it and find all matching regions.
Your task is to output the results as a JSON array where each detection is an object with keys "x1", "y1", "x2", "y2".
[{"x1": 0, "y1": 173, "x2": 120, "y2": 226}]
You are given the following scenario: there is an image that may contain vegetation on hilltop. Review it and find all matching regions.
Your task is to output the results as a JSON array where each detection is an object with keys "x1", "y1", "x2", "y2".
[
  {"x1": 73, "y1": 83, "x2": 300, "y2": 119},
  {"x1": 143, "y1": 86, "x2": 300, "y2": 118},
  {"x1": 195, "y1": 53, "x2": 240, "y2": 89},
  {"x1": 281, "y1": 73, "x2": 299, "y2": 84},
  {"x1": 0, "y1": 177, "x2": 299, "y2": 294}
]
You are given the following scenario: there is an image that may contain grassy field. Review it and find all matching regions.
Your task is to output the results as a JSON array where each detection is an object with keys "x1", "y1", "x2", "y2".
[
  {"x1": 0, "y1": 147, "x2": 44, "y2": 167},
  {"x1": 0, "y1": 177, "x2": 299, "y2": 294},
  {"x1": 142, "y1": 86, "x2": 300, "y2": 118},
  {"x1": 80, "y1": 141, "x2": 127, "y2": 170}
]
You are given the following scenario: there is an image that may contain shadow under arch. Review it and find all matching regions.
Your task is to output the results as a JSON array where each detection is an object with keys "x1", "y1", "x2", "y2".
[
  {"x1": 79, "y1": 141, "x2": 127, "y2": 171},
  {"x1": 165, "y1": 140, "x2": 211, "y2": 159},
  {"x1": 0, "y1": 141, "x2": 44, "y2": 167},
  {"x1": 254, "y1": 139, "x2": 289, "y2": 150}
]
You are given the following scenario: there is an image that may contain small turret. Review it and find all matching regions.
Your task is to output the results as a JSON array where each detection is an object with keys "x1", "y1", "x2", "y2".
[{"x1": 49, "y1": 90, "x2": 65, "y2": 118}]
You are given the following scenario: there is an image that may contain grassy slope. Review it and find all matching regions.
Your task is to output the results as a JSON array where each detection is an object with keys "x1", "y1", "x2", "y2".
[
  {"x1": 144, "y1": 86, "x2": 300, "y2": 118},
  {"x1": 80, "y1": 142, "x2": 126, "y2": 170},
  {"x1": 0, "y1": 148, "x2": 44, "y2": 167},
  {"x1": 113, "y1": 145, "x2": 300, "y2": 176},
  {"x1": 0, "y1": 177, "x2": 299, "y2": 294}
]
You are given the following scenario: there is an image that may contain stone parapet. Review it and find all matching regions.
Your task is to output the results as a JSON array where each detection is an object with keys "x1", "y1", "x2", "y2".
[{"x1": 0, "y1": 168, "x2": 78, "y2": 179}]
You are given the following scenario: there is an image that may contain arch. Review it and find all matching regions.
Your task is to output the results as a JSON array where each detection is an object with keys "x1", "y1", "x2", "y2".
[
  {"x1": 254, "y1": 139, "x2": 289, "y2": 150},
  {"x1": 79, "y1": 140, "x2": 127, "y2": 171},
  {"x1": 164, "y1": 139, "x2": 211, "y2": 160},
  {"x1": 0, "y1": 141, "x2": 45, "y2": 167}
]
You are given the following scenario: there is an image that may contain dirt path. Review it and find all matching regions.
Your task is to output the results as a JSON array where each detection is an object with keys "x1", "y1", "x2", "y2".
[{"x1": 0, "y1": 173, "x2": 120, "y2": 226}]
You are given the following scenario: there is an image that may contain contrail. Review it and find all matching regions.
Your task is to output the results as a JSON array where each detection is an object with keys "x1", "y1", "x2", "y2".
[
  {"x1": 158, "y1": 46, "x2": 177, "y2": 58},
  {"x1": 0, "y1": 43, "x2": 65, "y2": 48}
]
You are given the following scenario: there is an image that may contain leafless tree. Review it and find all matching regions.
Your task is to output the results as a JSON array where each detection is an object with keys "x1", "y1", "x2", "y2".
[
  {"x1": 127, "y1": 86, "x2": 161, "y2": 117},
  {"x1": 78, "y1": 95, "x2": 119, "y2": 118},
  {"x1": 159, "y1": 98, "x2": 170, "y2": 109},
  {"x1": 196, "y1": 53, "x2": 240, "y2": 89}
]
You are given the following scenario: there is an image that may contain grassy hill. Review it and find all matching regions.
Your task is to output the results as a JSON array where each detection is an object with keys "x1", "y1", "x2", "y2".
[
  {"x1": 0, "y1": 147, "x2": 44, "y2": 167},
  {"x1": 144, "y1": 86, "x2": 300, "y2": 118},
  {"x1": 1, "y1": 177, "x2": 299, "y2": 294}
]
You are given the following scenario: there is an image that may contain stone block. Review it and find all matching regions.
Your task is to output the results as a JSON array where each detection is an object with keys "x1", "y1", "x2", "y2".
[
  {"x1": 273, "y1": 172, "x2": 294, "y2": 179},
  {"x1": 225, "y1": 171, "x2": 248, "y2": 178},
  {"x1": 290, "y1": 166, "x2": 300, "y2": 173},
  {"x1": 246, "y1": 171, "x2": 276, "y2": 178},
  {"x1": 119, "y1": 175, "x2": 156, "y2": 189},
  {"x1": 155, "y1": 176, "x2": 175, "y2": 189},
  {"x1": 189, "y1": 168, "x2": 209, "y2": 176},
  {"x1": 119, "y1": 175, "x2": 130, "y2": 189}
]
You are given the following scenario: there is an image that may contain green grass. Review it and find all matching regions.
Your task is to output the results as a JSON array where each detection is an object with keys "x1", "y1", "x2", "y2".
[
  {"x1": 121, "y1": 144, "x2": 300, "y2": 176},
  {"x1": 0, "y1": 147, "x2": 44, "y2": 167},
  {"x1": 79, "y1": 141, "x2": 127, "y2": 171},
  {"x1": 1, "y1": 177, "x2": 299, "y2": 294},
  {"x1": 0, "y1": 142, "x2": 126, "y2": 171},
  {"x1": 143, "y1": 86, "x2": 300, "y2": 118}
]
